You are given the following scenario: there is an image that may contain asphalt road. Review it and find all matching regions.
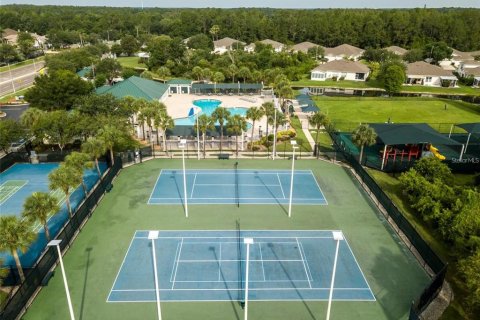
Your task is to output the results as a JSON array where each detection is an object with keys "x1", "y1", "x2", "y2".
[
  {"x1": 0, "y1": 61, "x2": 45, "y2": 97},
  {"x1": 0, "y1": 103, "x2": 29, "y2": 121}
]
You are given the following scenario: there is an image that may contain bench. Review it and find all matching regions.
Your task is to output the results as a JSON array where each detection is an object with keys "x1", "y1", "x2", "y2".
[{"x1": 218, "y1": 153, "x2": 230, "y2": 160}]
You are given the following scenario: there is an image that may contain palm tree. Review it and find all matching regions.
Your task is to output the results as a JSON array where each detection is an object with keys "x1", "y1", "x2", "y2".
[
  {"x1": 246, "y1": 107, "x2": 264, "y2": 150},
  {"x1": 65, "y1": 152, "x2": 94, "y2": 196},
  {"x1": 98, "y1": 124, "x2": 125, "y2": 165},
  {"x1": 261, "y1": 102, "x2": 275, "y2": 152},
  {"x1": 351, "y1": 124, "x2": 377, "y2": 164},
  {"x1": 194, "y1": 114, "x2": 215, "y2": 158},
  {"x1": 308, "y1": 112, "x2": 330, "y2": 158},
  {"x1": 211, "y1": 107, "x2": 231, "y2": 153},
  {"x1": 82, "y1": 137, "x2": 106, "y2": 179},
  {"x1": 156, "y1": 66, "x2": 170, "y2": 81},
  {"x1": 49, "y1": 164, "x2": 82, "y2": 218},
  {"x1": 212, "y1": 72, "x2": 225, "y2": 89},
  {"x1": 135, "y1": 99, "x2": 149, "y2": 140},
  {"x1": 0, "y1": 216, "x2": 36, "y2": 282},
  {"x1": 22, "y1": 192, "x2": 59, "y2": 241},
  {"x1": 238, "y1": 66, "x2": 251, "y2": 84},
  {"x1": 192, "y1": 66, "x2": 203, "y2": 81},
  {"x1": 209, "y1": 24, "x2": 220, "y2": 41},
  {"x1": 154, "y1": 109, "x2": 174, "y2": 153},
  {"x1": 227, "y1": 115, "x2": 248, "y2": 156},
  {"x1": 227, "y1": 64, "x2": 238, "y2": 83}
]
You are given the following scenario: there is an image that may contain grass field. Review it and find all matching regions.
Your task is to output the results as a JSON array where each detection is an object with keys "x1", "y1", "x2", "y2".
[
  {"x1": 23, "y1": 159, "x2": 429, "y2": 320},
  {"x1": 117, "y1": 56, "x2": 147, "y2": 69},
  {"x1": 312, "y1": 96, "x2": 480, "y2": 132}
]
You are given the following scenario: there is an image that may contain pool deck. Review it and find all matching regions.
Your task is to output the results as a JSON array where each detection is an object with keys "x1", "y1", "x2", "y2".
[{"x1": 164, "y1": 94, "x2": 273, "y2": 129}]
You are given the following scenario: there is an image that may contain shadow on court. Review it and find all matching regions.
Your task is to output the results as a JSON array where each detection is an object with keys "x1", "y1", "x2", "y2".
[
  {"x1": 255, "y1": 173, "x2": 288, "y2": 216},
  {"x1": 79, "y1": 247, "x2": 93, "y2": 320}
]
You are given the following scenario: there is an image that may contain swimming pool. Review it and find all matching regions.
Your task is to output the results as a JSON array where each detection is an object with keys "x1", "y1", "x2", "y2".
[{"x1": 174, "y1": 99, "x2": 250, "y2": 126}]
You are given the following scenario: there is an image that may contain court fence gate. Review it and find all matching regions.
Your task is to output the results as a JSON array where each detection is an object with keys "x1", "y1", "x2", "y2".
[
  {"x1": 328, "y1": 130, "x2": 447, "y2": 320},
  {"x1": 0, "y1": 157, "x2": 123, "y2": 320}
]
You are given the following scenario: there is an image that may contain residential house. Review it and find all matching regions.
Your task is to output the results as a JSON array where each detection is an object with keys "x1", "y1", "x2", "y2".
[
  {"x1": 245, "y1": 39, "x2": 285, "y2": 53},
  {"x1": 1, "y1": 28, "x2": 47, "y2": 49},
  {"x1": 384, "y1": 46, "x2": 408, "y2": 56},
  {"x1": 323, "y1": 44, "x2": 364, "y2": 61},
  {"x1": 212, "y1": 37, "x2": 245, "y2": 54},
  {"x1": 463, "y1": 67, "x2": 480, "y2": 87},
  {"x1": 310, "y1": 60, "x2": 370, "y2": 81},
  {"x1": 291, "y1": 42, "x2": 319, "y2": 54},
  {"x1": 457, "y1": 61, "x2": 480, "y2": 77},
  {"x1": 405, "y1": 61, "x2": 458, "y2": 87}
]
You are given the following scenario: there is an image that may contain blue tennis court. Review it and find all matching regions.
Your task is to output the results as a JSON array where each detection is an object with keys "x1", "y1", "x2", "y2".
[
  {"x1": 148, "y1": 169, "x2": 327, "y2": 205},
  {"x1": 108, "y1": 230, "x2": 374, "y2": 302}
]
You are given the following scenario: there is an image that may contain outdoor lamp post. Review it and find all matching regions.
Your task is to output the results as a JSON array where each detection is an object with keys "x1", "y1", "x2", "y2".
[
  {"x1": 47, "y1": 240, "x2": 75, "y2": 320},
  {"x1": 259, "y1": 125, "x2": 262, "y2": 138},
  {"x1": 179, "y1": 139, "x2": 188, "y2": 218},
  {"x1": 326, "y1": 231, "x2": 344, "y2": 320},
  {"x1": 243, "y1": 238, "x2": 254, "y2": 320},
  {"x1": 288, "y1": 140, "x2": 298, "y2": 218},
  {"x1": 272, "y1": 107, "x2": 277, "y2": 160},
  {"x1": 148, "y1": 231, "x2": 162, "y2": 320}
]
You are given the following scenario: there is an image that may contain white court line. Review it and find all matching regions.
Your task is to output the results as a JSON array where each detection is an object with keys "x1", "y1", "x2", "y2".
[
  {"x1": 276, "y1": 173, "x2": 286, "y2": 199},
  {"x1": 309, "y1": 169, "x2": 328, "y2": 205},
  {"x1": 258, "y1": 243, "x2": 266, "y2": 281},
  {"x1": 111, "y1": 287, "x2": 373, "y2": 292},
  {"x1": 193, "y1": 183, "x2": 281, "y2": 187},
  {"x1": 178, "y1": 259, "x2": 304, "y2": 263},
  {"x1": 108, "y1": 298, "x2": 375, "y2": 303},
  {"x1": 135, "y1": 236, "x2": 333, "y2": 240},
  {"x1": 296, "y1": 237, "x2": 312, "y2": 289},
  {"x1": 218, "y1": 242, "x2": 222, "y2": 281},
  {"x1": 0, "y1": 180, "x2": 28, "y2": 205},
  {"x1": 106, "y1": 235, "x2": 138, "y2": 302},
  {"x1": 149, "y1": 197, "x2": 325, "y2": 200},
  {"x1": 299, "y1": 242, "x2": 314, "y2": 283},
  {"x1": 170, "y1": 279, "x2": 311, "y2": 283},
  {"x1": 171, "y1": 237, "x2": 184, "y2": 289},
  {"x1": 169, "y1": 242, "x2": 181, "y2": 282},
  {"x1": 190, "y1": 173, "x2": 197, "y2": 198},
  {"x1": 147, "y1": 169, "x2": 163, "y2": 204}
]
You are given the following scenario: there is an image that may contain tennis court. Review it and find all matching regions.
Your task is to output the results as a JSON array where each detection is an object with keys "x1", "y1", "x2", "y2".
[
  {"x1": 148, "y1": 169, "x2": 327, "y2": 205},
  {"x1": 108, "y1": 230, "x2": 374, "y2": 303}
]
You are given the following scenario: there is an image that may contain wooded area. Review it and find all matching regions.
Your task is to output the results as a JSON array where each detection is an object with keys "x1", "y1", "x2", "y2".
[{"x1": 1, "y1": 5, "x2": 480, "y2": 51}]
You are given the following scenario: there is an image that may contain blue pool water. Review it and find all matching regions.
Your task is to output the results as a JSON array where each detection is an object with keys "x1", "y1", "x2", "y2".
[{"x1": 174, "y1": 99, "x2": 250, "y2": 126}]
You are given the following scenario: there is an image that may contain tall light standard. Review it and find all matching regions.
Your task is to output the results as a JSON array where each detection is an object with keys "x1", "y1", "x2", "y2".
[
  {"x1": 272, "y1": 107, "x2": 277, "y2": 160},
  {"x1": 288, "y1": 140, "x2": 298, "y2": 218},
  {"x1": 148, "y1": 231, "x2": 162, "y2": 320},
  {"x1": 243, "y1": 238, "x2": 254, "y2": 320},
  {"x1": 47, "y1": 240, "x2": 75, "y2": 320},
  {"x1": 8, "y1": 63, "x2": 16, "y2": 94},
  {"x1": 179, "y1": 139, "x2": 188, "y2": 218},
  {"x1": 326, "y1": 231, "x2": 344, "y2": 320}
]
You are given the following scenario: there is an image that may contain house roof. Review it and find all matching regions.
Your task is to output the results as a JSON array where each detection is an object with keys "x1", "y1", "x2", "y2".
[
  {"x1": 76, "y1": 66, "x2": 92, "y2": 78},
  {"x1": 406, "y1": 61, "x2": 455, "y2": 77},
  {"x1": 292, "y1": 42, "x2": 319, "y2": 53},
  {"x1": 312, "y1": 60, "x2": 370, "y2": 73},
  {"x1": 324, "y1": 44, "x2": 364, "y2": 57},
  {"x1": 369, "y1": 123, "x2": 461, "y2": 146},
  {"x1": 260, "y1": 39, "x2": 284, "y2": 49},
  {"x1": 465, "y1": 67, "x2": 480, "y2": 77},
  {"x1": 1, "y1": 28, "x2": 17, "y2": 38},
  {"x1": 167, "y1": 78, "x2": 193, "y2": 85},
  {"x1": 95, "y1": 76, "x2": 169, "y2": 100},
  {"x1": 451, "y1": 49, "x2": 475, "y2": 61},
  {"x1": 213, "y1": 37, "x2": 245, "y2": 48},
  {"x1": 384, "y1": 46, "x2": 408, "y2": 55}
]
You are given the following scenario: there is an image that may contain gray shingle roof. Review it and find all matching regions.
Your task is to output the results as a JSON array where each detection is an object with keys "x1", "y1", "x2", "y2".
[
  {"x1": 312, "y1": 60, "x2": 370, "y2": 73},
  {"x1": 406, "y1": 61, "x2": 455, "y2": 77}
]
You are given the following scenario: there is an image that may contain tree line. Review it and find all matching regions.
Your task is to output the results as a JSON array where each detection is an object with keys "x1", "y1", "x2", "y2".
[{"x1": 1, "y1": 5, "x2": 480, "y2": 51}]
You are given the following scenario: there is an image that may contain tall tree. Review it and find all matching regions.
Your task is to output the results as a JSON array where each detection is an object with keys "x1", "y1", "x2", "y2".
[
  {"x1": 81, "y1": 137, "x2": 106, "y2": 178},
  {"x1": 227, "y1": 115, "x2": 248, "y2": 156},
  {"x1": 22, "y1": 192, "x2": 59, "y2": 241},
  {"x1": 246, "y1": 107, "x2": 264, "y2": 150},
  {"x1": 0, "y1": 216, "x2": 36, "y2": 282},
  {"x1": 211, "y1": 107, "x2": 231, "y2": 153},
  {"x1": 120, "y1": 35, "x2": 139, "y2": 56},
  {"x1": 36, "y1": 110, "x2": 78, "y2": 152},
  {"x1": 308, "y1": 112, "x2": 330, "y2": 158},
  {"x1": 209, "y1": 25, "x2": 220, "y2": 41},
  {"x1": 17, "y1": 31, "x2": 35, "y2": 58},
  {"x1": 238, "y1": 66, "x2": 251, "y2": 83},
  {"x1": 97, "y1": 124, "x2": 126, "y2": 165},
  {"x1": 96, "y1": 58, "x2": 122, "y2": 84},
  {"x1": 0, "y1": 119, "x2": 24, "y2": 154},
  {"x1": 64, "y1": 152, "x2": 94, "y2": 196},
  {"x1": 351, "y1": 124, "x2": 377, "y2": 164},
  {"x1": 49, "y1": 164, "x2": 82, "y2": 218},
  {"x1": 260, "y1": 101, "x2": 275, "y2": 151},
  {"x1": 153, "y1": 108, "x2": 174, "y2": 152},
  {"x1": 193, "y1": 114, "x2": 215, "y2": 158}
]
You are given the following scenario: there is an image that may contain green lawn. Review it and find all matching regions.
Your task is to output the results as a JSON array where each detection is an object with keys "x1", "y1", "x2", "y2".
[
  {"x1": 366, "y1": 169, "x2": 473, "y2": 320},
  {"x1": 309, "y1": 130, "x2": 335, "y2": 152},
  {"x1": 0, "y1": 57, "x2": 45, "y2": 72},
  {"x1": 289, "y1": 116, "x2": 312, "y2": 152},
  {"x1": 23, "y1": 159, "x2": 429, "y2": 320},
  {"x1": 0, "y1": 87, "x2": 31, "y2": 102},
  {"x1": 292, "y1": 75, "x2": 480, "y2": 96},
  {"x1": 313, "y1": 96, "x2": 480, "y2": 132},
  {"x1": 117, "y1": 56, "x2": 147, "y2": 69}
]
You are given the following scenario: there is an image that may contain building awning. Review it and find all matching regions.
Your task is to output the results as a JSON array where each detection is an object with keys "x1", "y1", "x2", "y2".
[
  {"x1": 440, "y1": 76, "x2": 458, "y2": 80},
  {"x1": 457, "y1": 123, "x2": 480, "y2": 134},
  {"x1": 369, "y1": 123, "x2": 462, "y2": 146},
  {"x1": 192, "y1": 83, "x2": 262, "y2": 90}
]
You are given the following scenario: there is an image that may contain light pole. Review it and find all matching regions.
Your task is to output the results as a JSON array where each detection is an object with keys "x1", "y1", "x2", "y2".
[
  {"x1": 179, "y1": 139, "x2": 188, "y2": 218},
  {"x1": 8, "y1": 63, "x2": 16, "y2": 94},
  {"x1": 196, "y1": 112, "x2": 200, "y2": 160},
  {"x1": 243, "y1": 238, "x2": 254, "y2": 320},
  {"x1": 47, "y1": 240, "x2": 75, "y2": 320},
  {"x1": 272, "y1": 107, "x2": 277, "y2": 160},
  {"x1": 288, "y1": 140, "x2": 298, "y2": 218},
  {"x1": 326, "y1": 231, "x2": 344, "y2": 320},
  {"x1": 148, "y1": 231, "x2": 162, "y2": 320}
]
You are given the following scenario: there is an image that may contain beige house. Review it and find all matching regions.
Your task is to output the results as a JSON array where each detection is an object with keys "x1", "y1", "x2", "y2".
[
  {"x1": 310, "y1": 60, "x2": 370, "y2": 81},
  {"x1": 457, "y1": 61, "x2": 480, "y2": 77},
  {"x1": 291, "y1": 42, "x2": 319, "y2": 54},
  {"x1": 245, "y1": 39, "x2": 285, "y2": 53},
  {"x1": 213, "y1": 37, "x2": 245, "y2": 54},
  {"x1": 384, "y1": 46, "x2": 408, "y2": 56},
  {"x1": 1, "y1": 28, "x2": 46, "y2": 49},
  {"x1": 323, "y1": 44, "x2": 364, "y2": 61},
  {"x1": 406, "y1": 61, "x2": 458, "y2": 87}
]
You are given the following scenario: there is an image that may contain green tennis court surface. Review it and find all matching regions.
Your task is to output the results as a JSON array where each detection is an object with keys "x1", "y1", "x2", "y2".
[{"x1": 22, "y1": 159, "x2": 430, "y2": 320}]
